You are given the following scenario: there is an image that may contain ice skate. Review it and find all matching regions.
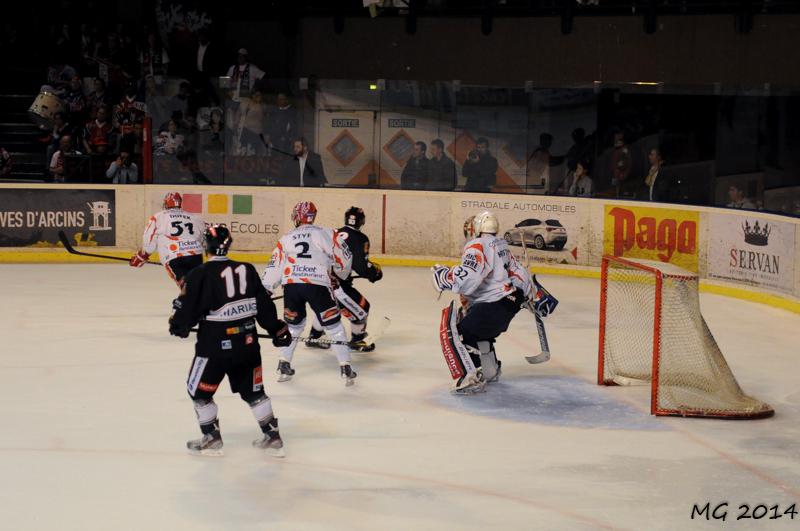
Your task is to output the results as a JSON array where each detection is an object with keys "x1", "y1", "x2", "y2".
[
  {"x1": 348, "y1": 332, "x2": 375, "y2": 352},
  {"x1": 340, "y1": 363, "x2": 357, "y2": 386},
  {"x1": 276, "y1": 360, "x2": 295, "y2": 382},
  {"x1": 305, "y1": 328, "x2": 330, "y2": 350},
  {"x1": 187, "y1": 430, "x2": 223, "y2": 457},
  {"x1": 486, "y1": 360, "x2": 502, "y2": 384},
  {"x1": 452, "y1": 370, "x2": 486, "y2": 395},
  {"x1": 252, "y1": 418, "x2": 285, "y2": 458}
]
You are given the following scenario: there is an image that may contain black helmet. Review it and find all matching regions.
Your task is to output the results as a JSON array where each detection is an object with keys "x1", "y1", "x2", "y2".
[
  {"x1": 204, "y1": 224, "x2": 233, "y2": 256},
  {"x1": 344, "y1": 206, "x2": 365, "y2": 229}
]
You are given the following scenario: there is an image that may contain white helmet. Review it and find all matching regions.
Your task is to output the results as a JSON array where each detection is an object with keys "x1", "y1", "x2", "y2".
[{"x1": 471, "y1": 211, "x2": 499, "y2": 235}]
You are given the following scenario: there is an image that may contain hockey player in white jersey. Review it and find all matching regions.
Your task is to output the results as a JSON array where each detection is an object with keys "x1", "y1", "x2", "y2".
[
  {"x1": 261, "y1": 201, "x2": 358, "y2": 386},
  {"x1": 130, "y1": 192, "x2": 206, "y2": 287},
  {"x1": 432, "y1": 211, "x2": 557, "y2": 394}
]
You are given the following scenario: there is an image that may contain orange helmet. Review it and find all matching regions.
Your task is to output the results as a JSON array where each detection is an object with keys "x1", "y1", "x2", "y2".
[
  {"x1": 292, "y1": 201, "x2": 317, "y2": 226},
  {"x1": 163, "y1": 192, "x2": 182, "y2": 209}
]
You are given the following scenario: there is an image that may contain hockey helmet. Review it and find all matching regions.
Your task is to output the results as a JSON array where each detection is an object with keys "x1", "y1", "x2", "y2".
[
  {"x1": 344, "y1": 206, "x2": 365, "y2": 229},
  {"x1": 471, "y1": 211, "x2": 499, "y2": 235},
  {"x1": 163, "y1": 192, "x2": 182, "y2": 209},
  {"x1": 292, "y1": 201, "x2": 317, "y2": 226},
  {"x1": 204, "y1": 224, "x2": 233, "y2": 256}
]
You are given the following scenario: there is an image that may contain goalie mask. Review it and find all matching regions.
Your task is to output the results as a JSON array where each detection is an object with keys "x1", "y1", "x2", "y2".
[
  {"x1": 471, "y1": 211, "x2": 499, "y2": 236},
  {"x1": 463, "y1": 215, "x2": 476, "y2": 240}
]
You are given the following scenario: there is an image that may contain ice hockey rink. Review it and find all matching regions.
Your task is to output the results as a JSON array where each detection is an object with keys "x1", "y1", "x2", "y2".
[{"x1": 1, "y1": 263, "x2": 799, "y2": 531}]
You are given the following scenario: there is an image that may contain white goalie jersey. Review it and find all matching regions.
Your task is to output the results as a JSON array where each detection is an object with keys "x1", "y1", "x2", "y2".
[
  {"x1": 451, "y1": 235, "x2": 532, "y2": 304},
  {"x1": 141, "y1": 208, "x2": 206, "y2": 264},
  {"x1": 262, "y1": 224, "x2": 353, "y2": 290}
]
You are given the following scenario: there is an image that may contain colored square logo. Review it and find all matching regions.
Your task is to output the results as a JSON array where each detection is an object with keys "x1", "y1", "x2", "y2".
[
  {"x1": 232, "y1": 194, "x2": 252, "y2": 215},
  {"x1": 182, "y1": 193, "x2": 202, "y2": 213},
  {"x1": 208, "y1": 194, "x2": 228, "y2": 214}
]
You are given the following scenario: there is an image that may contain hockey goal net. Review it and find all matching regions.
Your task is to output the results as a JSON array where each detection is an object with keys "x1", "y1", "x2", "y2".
[{"x1": 597, "y1": 255, "x2": 773, "y2": 419}]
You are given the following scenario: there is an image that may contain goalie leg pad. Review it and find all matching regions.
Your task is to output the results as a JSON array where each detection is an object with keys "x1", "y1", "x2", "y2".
[
  {"x1": 477, "y1": 340, "x2": 500, "y2": 383},
  {"x1": 439, "y1": 301, "x2": 477, "y2": 381}
]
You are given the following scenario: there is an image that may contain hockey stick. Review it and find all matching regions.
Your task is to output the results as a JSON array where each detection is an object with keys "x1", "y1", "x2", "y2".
[
  {"x1": 58, "y1": 230, "x2": 160, "y2": 265},
  {"x1": 525, "y1": 308, "x2": 551, "y2": 364},
  {"x1": 188, "y1": 316, "x2": 390, "y2": 347}
]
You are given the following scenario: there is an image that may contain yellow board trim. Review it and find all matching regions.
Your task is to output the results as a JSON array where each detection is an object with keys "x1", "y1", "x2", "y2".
[{"x1": 1, "y1": 251, "x2": 798, "y2": 314}]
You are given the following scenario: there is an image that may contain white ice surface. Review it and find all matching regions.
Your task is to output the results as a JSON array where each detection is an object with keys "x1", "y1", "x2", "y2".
[{"x1": 1, "y1": 264, "x2": 799, "y2": 531}]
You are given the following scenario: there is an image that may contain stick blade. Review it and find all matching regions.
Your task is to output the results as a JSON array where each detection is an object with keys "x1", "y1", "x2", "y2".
[
  {"x1": 57, "y1": 230, "x2": 77, "y2": 254},
  {"x1": 525, "y1": 351, "x2": 550, "y2": 364}
]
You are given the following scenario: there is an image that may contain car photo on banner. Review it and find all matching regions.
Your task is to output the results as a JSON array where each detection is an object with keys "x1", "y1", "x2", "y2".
[{"x1": 503, "y1": 218, "x2": 568, "y2": 250}]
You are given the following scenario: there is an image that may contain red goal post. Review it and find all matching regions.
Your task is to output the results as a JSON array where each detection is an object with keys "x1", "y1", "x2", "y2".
[{"x1": 597, "y1": 255, "x2": 773, "y2": 419}]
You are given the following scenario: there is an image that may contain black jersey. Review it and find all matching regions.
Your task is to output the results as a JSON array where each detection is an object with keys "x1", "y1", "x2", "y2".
[
  {"x1": 171, "y1": 257, "x2": 283, "y2": 356},
  {"x1": 338, "y1": 226, "x2": 380, "y2": 283}
]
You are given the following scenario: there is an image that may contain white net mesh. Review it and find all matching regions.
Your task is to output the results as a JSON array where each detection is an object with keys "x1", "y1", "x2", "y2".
[{"x1": 599, "y1": 256, "x2": 773, "y2": 419}]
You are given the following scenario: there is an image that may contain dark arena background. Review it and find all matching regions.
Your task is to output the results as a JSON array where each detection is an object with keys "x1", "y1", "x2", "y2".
[{"x1": 1, "y1": 2, "x2": 799, "y2": 530}]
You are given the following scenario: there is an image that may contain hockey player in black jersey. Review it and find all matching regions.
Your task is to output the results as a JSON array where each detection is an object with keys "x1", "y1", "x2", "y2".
[
  {"x1": 333, "y1": 206, "x2": 383, "y2": 352},
  {"x1": 169, "y1": 224, "x2": 292, "y2": 457}
]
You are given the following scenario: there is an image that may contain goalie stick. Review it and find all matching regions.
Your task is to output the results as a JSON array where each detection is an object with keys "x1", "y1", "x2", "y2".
[
  {"x1": 525, "y1": 310, "x2": 551, "y2": 364},
  {"x1": 188, "y1": 316, "x2": 391, "y2": 347},
  {"x1": 58, "y1": 230, "x2": 160, "y2": 265}
]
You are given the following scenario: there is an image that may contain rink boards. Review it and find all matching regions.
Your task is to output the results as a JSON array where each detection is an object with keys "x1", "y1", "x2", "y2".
[{"x1": 0, "y1": 183, "x2": 798, "y2": 313}]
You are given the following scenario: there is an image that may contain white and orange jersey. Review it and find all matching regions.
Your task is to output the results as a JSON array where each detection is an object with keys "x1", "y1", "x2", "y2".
[
  {"x1": 141, "y1": 208, "x2": 206, "y2": 264},
  {"x1": 451, "y1": 234, "x2": 532, "y2": 304},
  {"x1": 262, "y1": 224, "x2": 352, "y2": 290}
]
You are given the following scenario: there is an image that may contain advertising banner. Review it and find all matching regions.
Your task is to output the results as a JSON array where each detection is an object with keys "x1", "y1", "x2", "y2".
[
  {"x1": 147, "y1": 190, "x2": 283, "y2": 252},
  {"x1": 708, "y1": 213, "x2": 796, "y2": 294},
  {"x1": 603, "y1": 204, "x2": 699, "y2": 272},
  {"x1": 457, "y1": 196, "x2": 583, "y2": 266},
  {"x1": 0, "y1": 189, "x2": 115, "y2": 247},
  {"x1": 316, "y1": 110, "x2": 376, "y2": 188}
]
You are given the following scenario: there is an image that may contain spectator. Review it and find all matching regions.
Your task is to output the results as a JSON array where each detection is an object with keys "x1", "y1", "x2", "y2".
[
  {"x1": 642, "y1": 148, "x2": 668, "y2": 202},
  {"x1": 265, "y1": 93, "x2": 297, "y2": 155},
  {"x1": 225, "y1": 48, "x2": 265, "y2": 102},
  {"x1": 233, "y1": 90, "x2": 268, "y2": 155},
  {"x1": 82, "y1": 105, "x2": 116, "y2": 154},
  {"x1": 42, "y1": 60, "x2": 77, "y2": 94},
  {"x1": 401, "y1": 141, "x2": 429, "y2": 190},
  {"x1": 49, "y1": 135, "x2": 82, "y2": 183},
  {"x1": 567, "y1": 160, "x2": 593, "y2": 198},
  {"x1": 138, "y1": 31, "x2": 169, "y2": 82},
  {"x1": 565, "y1": 128, "x2": 589, "y2": 173},
  {"x1": 143, "y1": 75, "x2": 170, "y2": 132},
  {"x1": 43, "y1": 111, "x2": 72, "y2": 163},
  {"x1": 463, "y1": 137, "x2": 498, "y2": 193},
  {"x1": 0, "y1": 147, "x2": 12, "y2": 177},
  {"x1": 113, "y1": 84, "x2": 146, "y2": 128},
  {"x1": 278, "y1": 137, "x2": 326, "y2": 187},
  {"x1": 87, "y1": 78, "x2": 113, "y2": 117},
  {"x1": 105, "y1": 148, "x2": 138, "y2": 184},
  {"x1": 62, "y1": 76, "x2": 87, "y2": 122},
  {"x1": 77, "y1": 24, "x2": 97, "y2": 75},
  {"x1": 610, "y1": 130, "x2": 633, "y2": 195},
  {"x1": 427, "y1": 139, "x2": 456, "y2": 191},
  {"x1": 155, "y1": 119, "x2": 184, "y2": 155},
  {"x1": 194, "y1": 28, "x2": 222, "y2": 106},
  {"x1": 526, "y1": 133, "x2": 554, "y2": 190},
  {"x1": 200, "y1": 107, "x2": 225, "y2": 151},
  {"x1": 727, "y1": 185, "x2": 756, "y2": 210},
  {"x1": 168, "y1": 81, "x2": 192, "y2": 120}
]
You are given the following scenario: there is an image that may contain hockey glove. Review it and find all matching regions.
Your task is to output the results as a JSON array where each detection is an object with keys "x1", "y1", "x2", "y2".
[
  {"x1": 368, "y1": 262, "x2": 383, "y2": 283},
  {"x1": 130, "y1": 250, "x2": 150, "y2": 268},
  {"x1": 168, "y1": 316, "x2": 191, "y2": 338},
  {"x1": 530, "y1": 275, "x2": 559, "y2": 317},
  {"x1": 431, "y1": 264, "x2": 454, "y2": 293},
  {"x1": 271, "y1": 320, "x2": 292, "y2": 348}
]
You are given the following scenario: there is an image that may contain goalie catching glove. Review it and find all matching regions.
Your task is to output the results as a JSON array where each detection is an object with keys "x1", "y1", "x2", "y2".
[
  {"x1": 367, "y1": 261, "x2": 383, "y2": 283},
  {"x1": 528, "y1": 275, "x2": 558, "y2": 317},
  {"x1": 431, "y1": 264, "x2": 454, "y2": 292}
]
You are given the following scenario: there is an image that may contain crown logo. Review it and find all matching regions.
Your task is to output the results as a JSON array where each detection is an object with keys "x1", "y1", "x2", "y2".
[{"x1": 742, "y1": 220, "x2": 770, "y2": 246}]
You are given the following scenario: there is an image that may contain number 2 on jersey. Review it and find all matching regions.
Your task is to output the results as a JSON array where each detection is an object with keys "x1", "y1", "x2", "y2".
[
  {"x1": 220, "y1": 265, "x2": 248, "y2": 298},
  {"x1": 295, "y1": 241, "x2": 312, "y2": 259}
]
